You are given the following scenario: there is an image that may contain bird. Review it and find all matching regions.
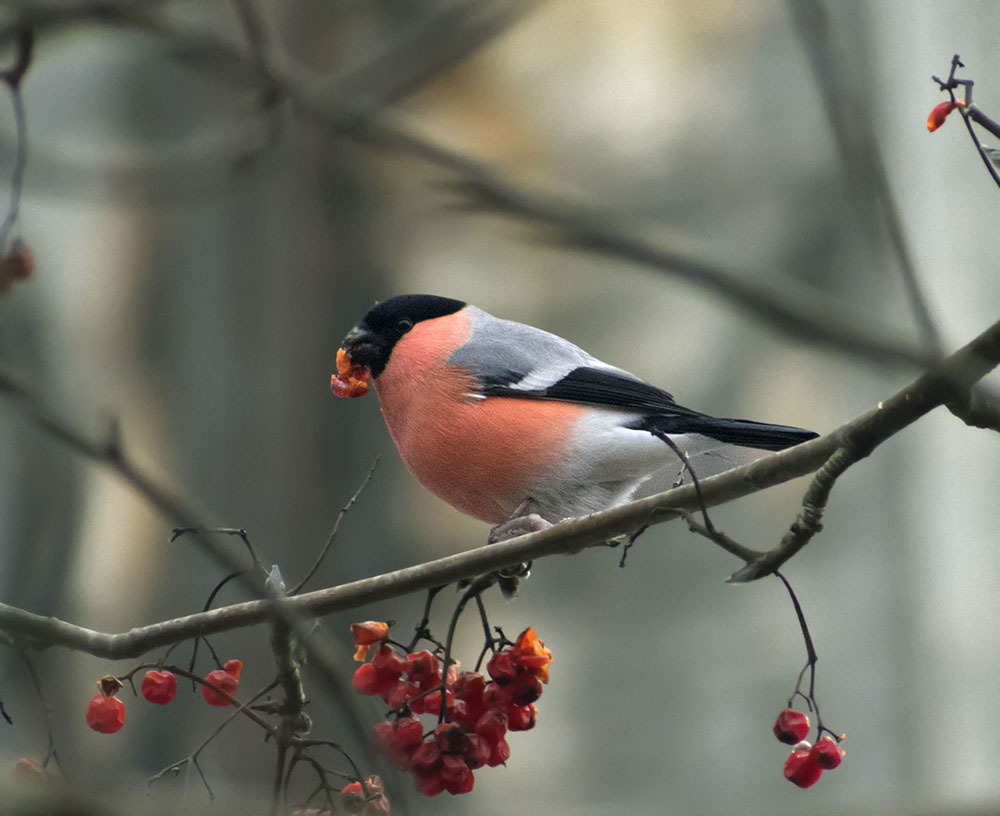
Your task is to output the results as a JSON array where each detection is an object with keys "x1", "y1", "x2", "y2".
[{"x1": 333, "y1": 294, "x2": 818, "y2": 546}]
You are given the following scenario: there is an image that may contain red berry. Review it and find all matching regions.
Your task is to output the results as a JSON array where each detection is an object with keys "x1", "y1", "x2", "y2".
[
  {"x1": 222, "y1": 659, "x2": 243, "y2": 679},
  {"x1": 453, "y1": 671, "x2": 487, "y2": 721},
  {"x1": 440, "y1": 754, "x2": 475, "y2": 794},
  {"x1": 463, "y1": 733, "x2": 490, "y2": 770},
  {"x1": 475, "y1": 709, "x2": 508, "y2": 743},
  {"x1": 509, "y1": 626, "x2": 553, "y2": 683},
  {"x1": 422, "y1": 688, "x2": 454, "y2": 717},
  {"x1": 453, "y1": 671, "x2": 485, "y2": 699},
  {"x1": 450, "y1": 698, "x2": 471, "y2": 727},
  {"x1": 141, "y1": 670, "x2": 177, "y2": 705},
  {"x1": 486, "y1": 737, "x2": 511, "y2": 767},
  {"x1": 927, "y1": 99, "x2": 965, "y2": 132},
  {"x1": 811, "y1": 736, "x2": 845, "y2": 770},
  {"x1": 510, "y1": 675, "x2": 542, "y2": 706},
  {"x1": 413, "y1": 771, "x2": 445, "y2": 796},
  {"x1": 352, "y1": 663, "x2": 382, "y2": 696},
  {"x1": 394, "y1": 716, "x2": 425, "y2": 750},
  {"x1": 773, "y1": 708, "x2": 810, "y2": 744},
  {"x1": 784, "y1": 745, "x2": 823, "y2": 788},
  {"x1": 384, "y1": 681, "x2": 419, "y2": 710},
  {"x1": 371, "y1": 644, "x2": 406, "y2": 680},
  {"x1": 410, "y1": 740, "x2": 442, "y2": 775},
  {"x1": 507, "y1": 702, "x2": 537, "y2": 731},
  {"x1": 483, "y1": 682, "x2": 511, "y2": 709},
  {"x1": 408, "y1": 691, "x2": 429, "y2": 716},
  {"x1": 86, "y1": 694, "x2": 125, "y2": 734},
  {"x1": 202, "y1": 668, "x2": 239, "y2": 706},
  {"x1": 373, "y1": 721, "x2": 395, "y2": 748},
  {"x1": 406, "y1": 651, "x2": 441, "y2": 689},
  {"x1": 340, "y1": 780, "x2": 365, "y2": 813},
  {"x1": 351, "y1": 620, "x2": 390, "y2": 645},
  {"x1": 486, "y1": 651, "x2": 516, "y2": 685},
  {"x1": 374, "y1": 721, "x2": 415, "y2": 768},
  {"x1": 434, "y1": 722, "x2": 468, "y2": 754}
]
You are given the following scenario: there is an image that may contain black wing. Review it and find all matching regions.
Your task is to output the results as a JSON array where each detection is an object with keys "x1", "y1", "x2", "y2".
[
  {"x1": 481, "y1": 366, "x2": 696, "y2": 415},
  {"x1": 483, "y1": 366, "x2": 818, "y2": 451}
]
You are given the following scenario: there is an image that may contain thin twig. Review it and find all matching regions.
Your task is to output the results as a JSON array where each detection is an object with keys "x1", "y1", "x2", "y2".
[
  {"x1": 13, "y1": 647, "x2": 63, "y2": 772},
  {"x1": 789, "y1": 1, "x2": 942, "y2": 354},
  {"x1": 292, "y1": 457, "x2": 379, "y2": 595},
  {"x1": 728, "y1": 442, "x2": 861, "y2": 583},
  {"x1": 933, "y1": 54, "x2": 1000, "y2": 190},
  {"x1": 0, "y1": 26, "x2": 32, "y2": 253},
  {"x1": 649, "y1": 430, "x2": 713, "y2": 530},
  {"x1": 407, "y1": 584, "x2": 446, "y2": 653},
  {"x1": 439, "y1": 574, "x2": 495, "y2": 722},
  {"x1": 147, "y1": 677, "x2": 281, "y2": 796},
  {"x1": 680, "y1": 513, "x2": 763, "y2": 564}
]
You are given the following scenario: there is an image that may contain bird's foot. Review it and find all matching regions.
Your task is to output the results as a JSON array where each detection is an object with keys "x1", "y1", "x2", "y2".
[
  {"x1": 488, "y1": 513, "x2": 551, "y2": 597},
  {"x1": 488, "y1": 513, "x2": 552, "y2": 544}
]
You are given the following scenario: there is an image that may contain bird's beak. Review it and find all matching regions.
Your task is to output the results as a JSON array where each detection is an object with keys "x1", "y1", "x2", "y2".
[
  {"x1": 332, "y1": 325, "x2": 375, "y2": 399},
  {"x1": 339, "y1": 325, "x2": 377, "y2": 367}
]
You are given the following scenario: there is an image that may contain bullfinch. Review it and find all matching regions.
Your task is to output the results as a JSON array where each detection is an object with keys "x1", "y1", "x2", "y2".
[{"x1": 333, "y1": 294, "x2": 818, "y2": 540}]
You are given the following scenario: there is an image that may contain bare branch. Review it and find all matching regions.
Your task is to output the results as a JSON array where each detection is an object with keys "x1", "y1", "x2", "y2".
[
  {"x1": 0, "y1": 25, "x2": 32, "y2": 253},
  {"x1": 789, "y1": 1, "x2": 942, "y2": 354},
  {"x1": 0, "y1": 3, "x2": 937, "y2": 369}
]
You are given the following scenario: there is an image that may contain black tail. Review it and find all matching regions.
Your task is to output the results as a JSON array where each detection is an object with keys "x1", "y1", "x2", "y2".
[{"x1": 634, "y1": 414, "x2": 818, "y2": 451}]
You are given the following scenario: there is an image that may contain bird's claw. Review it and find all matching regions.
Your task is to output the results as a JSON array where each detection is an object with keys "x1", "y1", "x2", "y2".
[{"x1": 487, "y1": 513, "x2": 551, "y2": 597}]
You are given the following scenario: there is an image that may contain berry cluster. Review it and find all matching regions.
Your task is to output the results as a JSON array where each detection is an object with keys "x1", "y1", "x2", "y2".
[
  {"x1": 773, "y1": 708, "x2": 845, "y2": 788},
  {"x1": 352, "y1": 624, "x2": 552, "y2": 796},
  {"x1": 85, "y1": 660, "x2": 244, "y2": 734}
]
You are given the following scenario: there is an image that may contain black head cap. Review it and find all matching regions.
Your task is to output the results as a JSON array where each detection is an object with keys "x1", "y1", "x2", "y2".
[{"x1": 341, "y1": 294, "x2": 466, "y2": 377}]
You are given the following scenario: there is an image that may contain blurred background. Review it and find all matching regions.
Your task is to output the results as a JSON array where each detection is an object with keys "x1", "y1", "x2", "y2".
[{"x1": 1, "y1": 1, "x2": 999, "y2": 814}]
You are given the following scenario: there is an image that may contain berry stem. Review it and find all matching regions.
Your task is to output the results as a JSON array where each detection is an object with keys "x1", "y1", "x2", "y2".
[
  {"x1": 775, "y1": 569, "x2": 839, "y2": 741},
  {"x1": 439, "y1": 574, "x2": 495, "y2": 723}
]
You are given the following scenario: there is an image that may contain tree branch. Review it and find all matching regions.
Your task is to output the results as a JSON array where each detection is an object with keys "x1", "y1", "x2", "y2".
[
  {"x1": 4, "y1": 316, "x2": 999, "y2": 658},
  {"x1": 0, "y1": 2, "x2": 938, "y2": 370}
]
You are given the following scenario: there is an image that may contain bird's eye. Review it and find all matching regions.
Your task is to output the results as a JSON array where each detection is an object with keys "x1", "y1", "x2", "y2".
[{"x1": 396, "y1": 318, "x2": 414, "y2": 333}]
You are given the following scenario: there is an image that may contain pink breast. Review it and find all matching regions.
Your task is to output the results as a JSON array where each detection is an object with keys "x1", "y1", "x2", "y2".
[{"x1": 374, "y1": 313, "x2": 583, "y2": 523}]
